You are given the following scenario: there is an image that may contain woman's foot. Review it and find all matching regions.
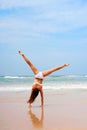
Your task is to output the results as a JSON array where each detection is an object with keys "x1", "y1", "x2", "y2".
[
  {"x1": 64, "y1": 64, "x2": 70, "y2": 67},
  {"x1": 18, "y1": 50, "x2": 24, "y2": 56}
]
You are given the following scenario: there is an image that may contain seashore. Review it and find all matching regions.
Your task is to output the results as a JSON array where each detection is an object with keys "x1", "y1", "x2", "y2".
[{"x1": 0, "y1": 89, "x2": 87, "y2": 130}]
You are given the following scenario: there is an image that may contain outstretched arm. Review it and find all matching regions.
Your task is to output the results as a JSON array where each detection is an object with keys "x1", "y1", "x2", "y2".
[
  {"x1": 40, "y1": 88, "x2": 44, "y2": 107},
  {"x1": 42, "y1": 64, "x2": 70, "y2": 77},
  {"x1": 18, "y1": 50, "x2": 39, "y2": 75}
]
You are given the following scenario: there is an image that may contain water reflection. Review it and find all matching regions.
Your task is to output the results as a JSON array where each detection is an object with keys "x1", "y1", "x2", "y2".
[{"x1": 28, "y1": 107, "x2": 44, "y2": 129}]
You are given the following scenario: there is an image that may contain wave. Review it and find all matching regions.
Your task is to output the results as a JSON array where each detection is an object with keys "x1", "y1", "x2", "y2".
[
  {"x1": 0, "y1": 75, "x2": 87, "y2": 92},
  {"x1": 0, "y1": 86, "x2": 30, "y2": 92},
  {"x1": 4, "y1": 76, "x2": 32, "y2": 79},
  {"x1": 4, "y1": 76, "x2": 20, "y2": 79},
  {"x1": 51, "y1": 74, "x2": 87, "y2": 77},
  {"x1": 2, "y1": 75, "x2": 87, "y2": 78},
  {"x1": 0, "y1": 75, "x2": 87, "y2": 81},
  {"x1": 0, "y1": 84, "x2": 87, "y2": 92}
]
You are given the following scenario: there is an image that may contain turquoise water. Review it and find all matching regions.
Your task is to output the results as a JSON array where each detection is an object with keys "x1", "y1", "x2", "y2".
[{"x1": 0, "y1": 75, "x2": 87, "y2": 91}]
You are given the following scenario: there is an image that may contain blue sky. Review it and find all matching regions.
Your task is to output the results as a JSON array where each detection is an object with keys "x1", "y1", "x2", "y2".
[{"x1": 0, "y1": 0, "x2": 87, "y2": 76}]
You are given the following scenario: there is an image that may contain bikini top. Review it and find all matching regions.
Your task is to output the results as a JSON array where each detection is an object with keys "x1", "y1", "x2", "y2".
[{"x1": 35, "y1": 72, "x2": 44, "y2": 79}]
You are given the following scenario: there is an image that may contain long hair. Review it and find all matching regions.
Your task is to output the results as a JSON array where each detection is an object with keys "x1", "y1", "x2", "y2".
[{"x1": 28, "y1": 88, "x2": 39, "y2": 104}]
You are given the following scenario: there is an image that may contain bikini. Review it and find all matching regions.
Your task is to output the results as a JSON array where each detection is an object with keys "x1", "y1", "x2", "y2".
[
  {"x1": 35, "y1": 72, "x2": 44, "y2": 79},
  {"x1": 33, "y1": 72, "x2": 44, "y2": 86}
]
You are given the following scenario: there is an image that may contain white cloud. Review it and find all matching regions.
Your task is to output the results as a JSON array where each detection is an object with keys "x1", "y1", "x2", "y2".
[
  {"x1": 0, "y1": 0, "x2": 48, "y2": 9},
  {"x1": 0, "y1": 0, "x2": 87, "y2": 36},
  {"x1": 0, "y1": 0, "x2": 87, "y2": 75}
]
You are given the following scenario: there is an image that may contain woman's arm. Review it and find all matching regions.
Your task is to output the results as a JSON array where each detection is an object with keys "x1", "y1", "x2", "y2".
[{"x1": 40, "y1": 89, "x2": 44, "y2": 107}]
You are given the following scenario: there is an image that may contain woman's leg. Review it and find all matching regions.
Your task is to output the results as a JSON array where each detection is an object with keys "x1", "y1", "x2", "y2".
[
  {"x1": 18, "y1": 51, "x2": 39, "y2": 74},
  {"x1": 42, "y1": 64, "x2": 69, "y2": 77}
]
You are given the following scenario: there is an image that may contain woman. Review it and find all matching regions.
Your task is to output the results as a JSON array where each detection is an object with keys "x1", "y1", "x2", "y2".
[{"x1": 18, "y1": 50, "x2": 69, "y2": 107}]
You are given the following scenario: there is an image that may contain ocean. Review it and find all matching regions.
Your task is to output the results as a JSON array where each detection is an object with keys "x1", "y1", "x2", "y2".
[{"x1": 0, "y1": 75, "x2": 87, "y2": 92}]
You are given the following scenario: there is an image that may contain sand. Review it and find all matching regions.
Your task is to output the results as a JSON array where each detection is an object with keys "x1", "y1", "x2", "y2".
[{"x1": 0, "y1": 89, "x2": 87, "y2": 130}]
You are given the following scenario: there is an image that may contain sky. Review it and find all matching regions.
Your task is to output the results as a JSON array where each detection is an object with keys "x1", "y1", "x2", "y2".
[{"x1": 0, "y1": 0, "x2": 87, "y2": 76}]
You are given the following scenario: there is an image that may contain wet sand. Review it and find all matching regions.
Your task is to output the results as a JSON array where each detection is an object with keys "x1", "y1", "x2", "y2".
[{"x1": 0, "y1": 89, "x2": 87, "y2": 130}]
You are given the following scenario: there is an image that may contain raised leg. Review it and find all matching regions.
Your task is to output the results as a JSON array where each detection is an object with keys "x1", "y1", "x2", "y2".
[
  {"x1": 18, "y1": 51, "x2": 39, "y2": 75},
  {"x1": 42, "y1": 64, "x2": 69, "y2": 77}
]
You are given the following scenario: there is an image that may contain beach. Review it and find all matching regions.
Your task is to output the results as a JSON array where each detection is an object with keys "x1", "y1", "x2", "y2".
[{"x1": 0, "y1": 89, "x2": 87, "y2": 130}]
